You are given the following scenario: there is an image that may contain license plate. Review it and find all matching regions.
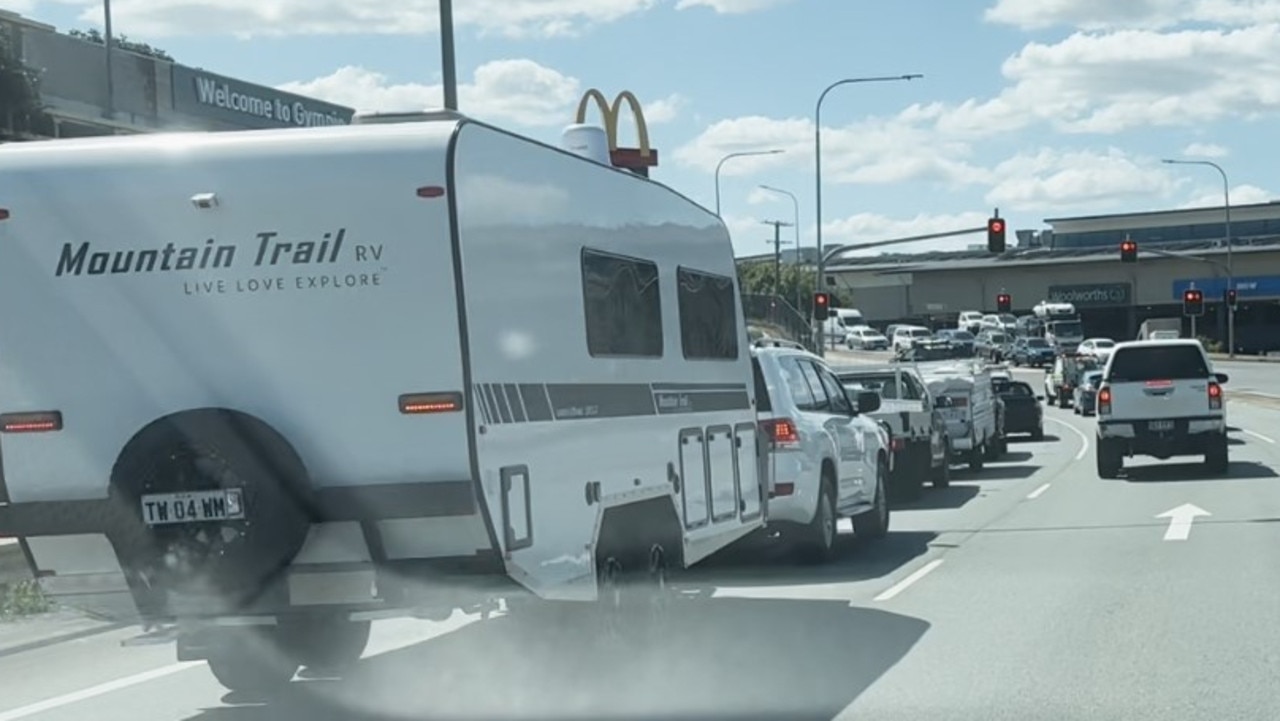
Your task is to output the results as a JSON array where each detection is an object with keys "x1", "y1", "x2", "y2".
[
  {"x1": 1149, "y1": 420, "x2": 1175, "y2": 432},
  {"x1": 140, "y1": 489, "x2": 245, "y2": 526}
]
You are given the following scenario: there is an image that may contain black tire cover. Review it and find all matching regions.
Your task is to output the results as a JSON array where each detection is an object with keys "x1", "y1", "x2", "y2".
[{"x1": 104, "y1": 408, "x2": 314, "y2": 603}]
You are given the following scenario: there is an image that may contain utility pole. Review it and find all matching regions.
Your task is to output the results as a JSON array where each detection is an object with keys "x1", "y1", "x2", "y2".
[{"x1": 762, "y1": 220, "x2": 794, "y2": 298}]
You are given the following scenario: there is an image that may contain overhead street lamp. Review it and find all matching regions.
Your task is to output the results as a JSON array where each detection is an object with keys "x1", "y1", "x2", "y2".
[
  {"x1": 759, "y1": 184, "x2": 802, "y2": 310},
  {"x1": 1162, "y1": 158, "x2": 1234, "y2": 357},
  {"x1": 813, "y1": 74, "x2": 924, "y2": 355},
  {"x1": 715, "y1": 150, "x2": 784, "y2": 216}
]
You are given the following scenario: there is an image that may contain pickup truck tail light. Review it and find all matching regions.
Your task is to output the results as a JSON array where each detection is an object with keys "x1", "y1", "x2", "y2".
[
  {"x1": 1208, "y1": 382, "x2": 1223, "y2": 410},
  {"x1": 1097, "y1": 387, "x2": 1112, "y2": 415},
  {"x1": 760, "y1": 417, "x2": 801, "y2": 450}
]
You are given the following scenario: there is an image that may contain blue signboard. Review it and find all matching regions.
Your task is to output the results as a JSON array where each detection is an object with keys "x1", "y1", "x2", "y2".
[{"x1": 1171, "y1": 275, "x2": 1280, "y2": 300}]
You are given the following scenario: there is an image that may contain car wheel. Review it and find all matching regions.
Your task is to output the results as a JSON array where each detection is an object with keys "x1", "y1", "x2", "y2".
[
  {"x1": 852, "y1": 459, "x2": 889, "y2": 540},
  {"x1": 1030, "y1": 426, "x2": 1045, "y2": 441},
  {"x1": 968, "y1": 445, "x2": 985, "y2": 471},
  {"x1": 799, "y1": 474, "x2": 838, "y2": 564},
  {"x1": 1096, "y1": 438, "x2": 1122, "y2": 479},
  {"x1": 1204, "y1": 433, "x2": 1229, "y2": 474}
]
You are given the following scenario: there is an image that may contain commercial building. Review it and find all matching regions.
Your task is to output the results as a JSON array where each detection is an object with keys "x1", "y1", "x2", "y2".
[
  {"x1": 0, "y1": 9, "x2": 354, "y2": 139},
  {"x1": 820, "y1": 203, "x2": 1280, "y2": 353}
]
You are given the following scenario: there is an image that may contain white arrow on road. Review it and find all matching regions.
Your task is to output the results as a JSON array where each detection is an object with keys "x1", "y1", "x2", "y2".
[{"x1": 1156, "y1": 503, "x2": 1211, "y2": 541}]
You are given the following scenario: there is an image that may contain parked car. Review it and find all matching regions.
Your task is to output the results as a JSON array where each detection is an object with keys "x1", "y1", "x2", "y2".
[
  {"x1": 751, "y1": 341, "x2": 891, "y2": 562},
  {"x1": 935, "y1": 328, "x2": 976, "y2": 356},
  {"x1": 845, "y1": 326, "x2": 890, "y2": 351}
]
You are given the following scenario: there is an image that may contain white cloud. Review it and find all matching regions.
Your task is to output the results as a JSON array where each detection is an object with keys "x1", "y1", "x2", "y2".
[
  {"x1": 1182, "y1": 142, "x2": 1229, "y2": 158},
  {"x1": 277, "y1": 59, "x2": 585, "y2": 126},
  {"x1": 673, "y1": 114, "x2": 988, "y2": 187},
  {"x1": 985, "y1": 147, "x2": 1183, "y2": 211},
  {"x1": 642, "y1": 93, "x2": 686, "y2": 124},
  {"x1": 63, "y1": 0, "x2": 659, "y2": 38},
  {"x1": 1179, "y1": 183, "x2": 1273, "y2": 208},
  {"x1": 823, "y1": 211, "x2": 994, "y2": 255},
  {"x1": 675, "y1": 0, "x2": 793, "y2": 12},
  {"x1": 985, "y1": 0, "x2": 1280, "y2": 31}
]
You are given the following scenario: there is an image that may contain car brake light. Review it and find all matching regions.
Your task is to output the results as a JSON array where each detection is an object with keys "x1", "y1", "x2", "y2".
[
  {"x1": 1097, "y1": 388, "x2": 1112, "y2": 415},
  {"x1": 950, "y1": 397, "x2": 968, "y2": 407},
  {"x1": 1208, "y1": 382, "x2": 1222, "y2": 410},
  {"x1": 0, "y1": 410, "x2": 63, "y2": 433},
  {"x1": 761, "y1": 418, "x2": 800, "y2": 449},
  {"x1": 1144, "y1": 379, "x2": 1174, "y2": 388},
  {"x1": 891, "y1": 437, "x2": 906, "y2": 452}
]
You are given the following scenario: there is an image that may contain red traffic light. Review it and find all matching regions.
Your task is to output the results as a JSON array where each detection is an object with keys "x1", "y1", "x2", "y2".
[
  {"x1": 1121, "y1": 240, "x2": 1136, "y2": 252},
  {"x1": 1184, "y1": 289, "x2": 1202, "y2": 301},
  {"x1": 988, "y1": 219, "x2": 1004, "y2": 233},
  {"x1": 815, "y1": 294, "x2": 828, "y2": 306}
]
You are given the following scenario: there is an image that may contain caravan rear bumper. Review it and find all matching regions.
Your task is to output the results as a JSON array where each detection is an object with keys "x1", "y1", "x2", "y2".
[{"x1": 0, "y1": 480, "x2": 480, "y2": 537}]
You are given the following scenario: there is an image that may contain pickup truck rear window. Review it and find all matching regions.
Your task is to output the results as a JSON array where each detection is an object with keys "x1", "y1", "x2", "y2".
[{"x1": 1107, "y1": 346, "x2": 1209, "y2": 382}]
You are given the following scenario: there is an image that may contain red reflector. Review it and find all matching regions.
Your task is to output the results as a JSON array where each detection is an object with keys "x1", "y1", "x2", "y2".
[
  {"x1": 398, "y1": 392, "x2": 463, "y2": 414},
  {"x1": 0, "y1": 411, "x2": 63, "y2": 433},
  {"x1": 772, "y1": 483, "x2": 795, "y2": 497},
  {"x1": 416, "y1": 186, "x2": 446, "y2": 198}
]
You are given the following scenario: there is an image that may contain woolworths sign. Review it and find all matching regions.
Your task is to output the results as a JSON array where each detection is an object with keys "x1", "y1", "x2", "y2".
[
  {"x1": 172, "y1": 66, "x2": 354, "y2": 130},
  {"x1": 1047, "y1": 283, "x2": 1132, "y2": 307}
]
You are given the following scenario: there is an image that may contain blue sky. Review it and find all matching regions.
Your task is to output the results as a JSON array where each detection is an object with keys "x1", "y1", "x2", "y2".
[{"x1": 11, "y1": 0, "x2": 1280, "y2": 257}]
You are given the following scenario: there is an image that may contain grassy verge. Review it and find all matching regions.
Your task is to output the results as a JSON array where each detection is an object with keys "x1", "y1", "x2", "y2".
[{"x1": 0, "y1": 579, "x2": 52, "y2": 619}]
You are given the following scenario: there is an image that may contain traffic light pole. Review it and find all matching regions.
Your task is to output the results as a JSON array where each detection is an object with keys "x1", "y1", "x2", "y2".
[{"x1": 1137, "y1": 246, "x2": 1231, "y2": 352}]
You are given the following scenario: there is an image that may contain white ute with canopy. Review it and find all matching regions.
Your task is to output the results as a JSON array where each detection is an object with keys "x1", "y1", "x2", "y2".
[{"x1": 0, "y1": 111, "x2": 768, "y2": 692}]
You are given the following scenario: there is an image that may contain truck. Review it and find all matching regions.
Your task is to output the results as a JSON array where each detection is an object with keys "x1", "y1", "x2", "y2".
[
  {"x1": 1138, "y1": 317, "x2": 1182, "y2": 340},
  {"x1": 1035, "y1": 301, "x2": 1084, "y2": 351},
  {"x1": 0, "y1": 112, "x2": 769, "y2": 692},
  {"x1": 831, "y1": 364, "x2": 951, "y2": 500}
]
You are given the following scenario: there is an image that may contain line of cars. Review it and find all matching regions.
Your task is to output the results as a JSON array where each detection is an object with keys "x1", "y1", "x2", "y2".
[{"x1": 748, "y1": 337, "x2": 1053, "y2": 564}]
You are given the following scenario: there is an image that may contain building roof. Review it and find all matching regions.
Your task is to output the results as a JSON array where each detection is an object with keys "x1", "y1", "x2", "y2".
[
  {"x1": 825, "y1": 236, "x2": 1280, "y2": 274},
  {"x1": 1043, "y1": 200, "x2": 1280, "y2": 224}
]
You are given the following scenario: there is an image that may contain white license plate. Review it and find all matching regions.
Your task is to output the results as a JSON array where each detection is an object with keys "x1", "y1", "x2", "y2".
[
  {"x1": 1149, "y1": 420, "x2": 1175, "y2": 432},
  {"x1": 141, "y1": 489, "x2": 245, "y2": 526}
]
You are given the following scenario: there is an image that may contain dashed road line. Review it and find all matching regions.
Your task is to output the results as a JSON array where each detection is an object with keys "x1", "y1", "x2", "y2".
[
  {"x1": 874, "y1": 559, "x2": 945, "y2": 602},
  {"x1": 1026, "y1": 483, "x2": 1051, "y2": 499}
]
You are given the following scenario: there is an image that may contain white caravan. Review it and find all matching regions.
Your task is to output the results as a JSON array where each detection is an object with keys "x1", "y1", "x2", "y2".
[{"x1": 0, "y1": 113, "x2": 767, "y2": 691}]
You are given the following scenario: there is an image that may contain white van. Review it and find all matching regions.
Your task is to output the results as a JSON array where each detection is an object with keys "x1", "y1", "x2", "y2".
[
  {"x1": 821, "y1": 307, "x2": 865, "y2": 341},
  {"x1": 0, "y1": 114, "x2": 768, "y2": 691}
]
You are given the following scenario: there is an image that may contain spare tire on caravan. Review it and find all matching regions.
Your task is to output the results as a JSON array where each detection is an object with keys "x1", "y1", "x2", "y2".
[{"x1": 0, "y1": 112, "x2": 768, "y2": 692}]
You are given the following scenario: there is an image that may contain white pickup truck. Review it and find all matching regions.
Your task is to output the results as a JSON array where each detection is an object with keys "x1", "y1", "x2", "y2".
[{"x1": 833, "y1": 364, "x2": 951, "y2": 500}]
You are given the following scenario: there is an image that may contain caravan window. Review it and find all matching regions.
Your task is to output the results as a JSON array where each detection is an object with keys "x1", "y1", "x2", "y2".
[
  {"x1": 581, "y1": 249, "x2": 663, "y2": 358},
  {"x1": 677, "y1": 267, "x2": 740, "y2": 360}
]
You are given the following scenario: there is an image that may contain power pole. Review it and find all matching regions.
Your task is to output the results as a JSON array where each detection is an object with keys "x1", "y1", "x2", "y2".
[{"x1": 762, "y1": 220, "x2": 794, "y2": 298}]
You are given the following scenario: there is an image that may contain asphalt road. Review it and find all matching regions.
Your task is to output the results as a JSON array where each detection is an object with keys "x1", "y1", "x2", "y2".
[{"x1": 2, "y1": 364, "x2": 1279, "y2": 720}]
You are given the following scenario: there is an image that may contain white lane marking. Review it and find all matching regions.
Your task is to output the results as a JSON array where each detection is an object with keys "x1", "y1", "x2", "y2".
[
  {"x1": 0, "y1": 615, "x2": 477, "y2": 721},
  {"x1": 0, "y1": 662, "x2": 199, "y2": 721},
  {"x1": 874, "y1": 559, "x2": 944, "y2": 602},
  {"x1": 1241, "y1": 428, "x2": 1277, "y2": 445},
  {"x1": 1026, "y1": 483, "x2": 1051, "y2": 499},
  {"x1": 1045, "y1": 417, "x2": 1090, "y2": 461}
]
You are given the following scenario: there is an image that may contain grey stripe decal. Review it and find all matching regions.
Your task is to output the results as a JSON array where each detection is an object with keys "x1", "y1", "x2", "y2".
[
  {"x1": 503, "y1": 384, "x2": 526, "y2": 423},
  {"x1": 473, "y1": 384, "x2": 492, "y2": 424},
  {"x1": 472, "y1": 382, "x2": 750, "y2": 424},
  {"x1": 490, "y1": 384, "x2": 513, "y2": 424},
  {"x1": 482, "y1": 384, "x2": 502, "y2": 424},
  {"x1": 519, "y1": 384, "x2": 553, "y2": 421},
  {"x1": 547, "y1": 383, "x2": 657, "y2": 420},
  {"x1": 655, "y1": 389, "x2": 751, "y2": 414}
]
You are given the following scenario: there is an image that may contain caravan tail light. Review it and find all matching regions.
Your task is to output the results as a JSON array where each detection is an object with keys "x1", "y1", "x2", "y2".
[
  {"x1": 760, "y1": 418, "x2": 800, "y2": 449},
  {"x1": 0, "y1": 411, "x2": 63, "y2": 433},
  {"x1": 1208, "y1": 382, "x2": 1223, "y2": 410},
  {"x1": 416, "y1": 186, "x2": 446, "y2": 198},
  {"x1": 398, "y1": 392, "x2": 463, "y2": 414},
  {"x1": 1097, "y1": 388, "x2": 1112, "y2": 416},
  {"x1": 0, "y1": 209, "x2": 9, "y2": 221}
]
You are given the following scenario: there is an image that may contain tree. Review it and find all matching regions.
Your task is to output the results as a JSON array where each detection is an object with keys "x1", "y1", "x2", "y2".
[
  {"x1": 736, "y1": 261, "x2": 838, "y2": 316},
  {"x1": 68, "y1": 29, "x2": 173, "y2": 62},
  {"x1": 0, "y1": 27, "x2": 49, "y2": 138}
]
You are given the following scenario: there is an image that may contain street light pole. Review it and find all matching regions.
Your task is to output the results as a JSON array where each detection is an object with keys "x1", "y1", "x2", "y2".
[
  {"x1": 1162, "y1": 158, "x2": 1234, "y2": 356},
  {"x1": 814, "y1": 74, "x2": 923, "y2": 355},
  {"x1": 762, "y1": 219, "x2": 795, "y2": 305},
  {"x1": 103, "y1": 0, "x2": 115, "y2": 118},
  {"x1": 759, "y1": 184, "x2": 801, "y2": 309},
  {"x1": 714, "y1": 149, "x2": 784, "y2": 216},
  {"x1": 439, "y1": 0, "x2": 459, "y2": 110}
]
